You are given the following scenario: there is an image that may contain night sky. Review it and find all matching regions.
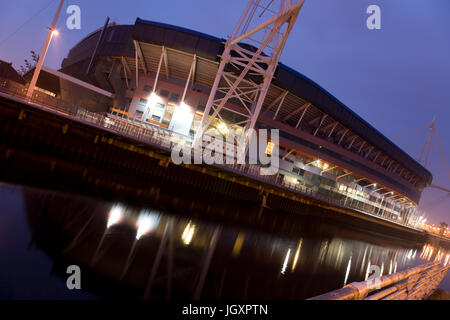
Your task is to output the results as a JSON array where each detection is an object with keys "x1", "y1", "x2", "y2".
[{"x1": 0, "y1": 0, "x2": 448, "y2": 224}]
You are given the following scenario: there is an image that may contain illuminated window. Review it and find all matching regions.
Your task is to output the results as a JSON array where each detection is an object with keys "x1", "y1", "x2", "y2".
[
  {"x1": 293, "y1": 167, "x2": 305, "y2": 176},
  {"x1": 150, "y1": 103, "x2": 166, "y2": 122},
  {"x1": 35, "y1": 87, "x2": 56, "y2": 97},
  {"x1": 265, "y1": 141, "x2": 274, "y2": 155},
  {"x1": 134, "y1": 110, "x2": 143, "y2": 120},
  {"x1": 138, "y1": 98, "x2": 147, "y2": 105}
]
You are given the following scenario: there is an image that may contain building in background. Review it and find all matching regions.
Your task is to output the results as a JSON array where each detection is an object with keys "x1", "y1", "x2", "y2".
[
  {"x1": 22, "y1": 65, "x2": 114, "y2": 112},
  {"x1": 0, "y1": 59, "x2": 25, "y2": 92}
]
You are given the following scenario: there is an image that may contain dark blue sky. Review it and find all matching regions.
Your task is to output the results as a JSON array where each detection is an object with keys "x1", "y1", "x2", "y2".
[{"x1": 0, "y1": 0, "x2": 448, "y2": 223}]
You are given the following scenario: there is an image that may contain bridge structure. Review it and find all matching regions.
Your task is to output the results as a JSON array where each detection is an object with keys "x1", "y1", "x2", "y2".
[{"x1": 310, "y1": 260, "x2": 450, "y2": 300}]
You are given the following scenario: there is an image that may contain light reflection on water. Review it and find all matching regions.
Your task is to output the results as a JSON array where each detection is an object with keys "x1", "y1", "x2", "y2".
[{"x1": 0, "y1": 183, "x2": 448, "y2": 299}]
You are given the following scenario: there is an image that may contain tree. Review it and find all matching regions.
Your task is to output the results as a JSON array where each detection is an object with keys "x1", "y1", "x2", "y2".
[{"x1": 17, "y1": 50, "x2": 39, "y2": 76}]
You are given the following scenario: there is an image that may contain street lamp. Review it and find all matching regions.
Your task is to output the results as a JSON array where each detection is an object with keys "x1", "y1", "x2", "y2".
[{"x1": 26, "y1": 0, "x2": 64, "y2": 100}]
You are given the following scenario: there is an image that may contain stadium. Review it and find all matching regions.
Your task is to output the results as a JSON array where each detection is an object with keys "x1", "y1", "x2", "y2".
[{"x1": 10, "y1": 18, "x2": 432, "y2": 228}]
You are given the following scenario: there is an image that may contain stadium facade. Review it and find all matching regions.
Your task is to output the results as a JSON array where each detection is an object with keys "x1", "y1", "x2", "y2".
[{"x1": 15, "y1": 18, "x2": 433, "y2": 226}]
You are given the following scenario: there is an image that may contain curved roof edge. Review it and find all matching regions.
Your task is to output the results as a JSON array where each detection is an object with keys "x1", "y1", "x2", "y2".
[{"x1": 273, "y1": 64, "x2": 432, "y2": 184}]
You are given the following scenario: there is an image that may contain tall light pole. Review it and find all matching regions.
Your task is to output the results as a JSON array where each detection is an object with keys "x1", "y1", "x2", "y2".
[{"x1": 26, "y1": 0, "x2": 64, "y2": 100}]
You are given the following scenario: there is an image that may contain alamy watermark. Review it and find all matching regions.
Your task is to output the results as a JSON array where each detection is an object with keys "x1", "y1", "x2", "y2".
[
  {"x1": 171, "y1": 128, "x2": 279, "y2": 176},
  {"x1": 66, "y1": 5, "x2": 81, "y2": 30},
  {"x1": 365, "y1": 264, "x2": 382, "y2": 290},
  {"x1": 66, "y1": 265, "x2": 81, "y2": 290},
  {"x1": 366, "y1": 5, "x2": 381, "y2": 30}
]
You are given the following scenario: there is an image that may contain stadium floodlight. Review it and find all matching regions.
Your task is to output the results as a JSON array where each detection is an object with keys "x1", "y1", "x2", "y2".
[{"x1": 142, "y1": 92, "x2": 163, "y2": 120}]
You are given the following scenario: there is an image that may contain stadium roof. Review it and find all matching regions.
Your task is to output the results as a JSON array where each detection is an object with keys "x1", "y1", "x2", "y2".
[{"x1": 131, "y1": 18, "x2": 432, "y2": 187}]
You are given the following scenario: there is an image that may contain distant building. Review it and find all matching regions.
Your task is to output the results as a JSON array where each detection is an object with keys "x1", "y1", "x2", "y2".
[
  {"x1": 22, "y1": 65, "x2": 113, "y2": 112},
  {"x1": 0, "y1": 60, "x2": 25, "y2": 93}
]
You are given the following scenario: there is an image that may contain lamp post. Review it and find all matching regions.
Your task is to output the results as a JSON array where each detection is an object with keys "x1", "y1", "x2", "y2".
[{"x1": 26, "y1": 0, "x2": 64, "y2": 100}]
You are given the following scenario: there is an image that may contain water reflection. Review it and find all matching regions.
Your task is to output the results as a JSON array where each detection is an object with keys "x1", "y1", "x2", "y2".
[
  {"x1": 421, "y1": 244, "x2": 450, "y2": 267},
  {"x1": 181, "y1": 221, "x2": 196, "y2": 246},
  {"x1": 1, "y1": 183, "x2": 449, "y2": 299}
]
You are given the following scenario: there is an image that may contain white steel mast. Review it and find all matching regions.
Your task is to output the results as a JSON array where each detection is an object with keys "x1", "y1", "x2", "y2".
[{"x1": 194, "y1": 0, "x2": 305, "y2": 157}]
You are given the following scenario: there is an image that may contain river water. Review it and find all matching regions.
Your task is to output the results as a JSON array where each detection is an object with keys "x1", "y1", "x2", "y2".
[{"x1": 0, "y1": 182, "x2": 448, "y2": 300}]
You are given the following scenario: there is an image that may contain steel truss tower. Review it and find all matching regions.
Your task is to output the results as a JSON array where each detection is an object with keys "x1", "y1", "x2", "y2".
[{"x1": 194, "y1": 0, "x2": 305, "y2": 157}]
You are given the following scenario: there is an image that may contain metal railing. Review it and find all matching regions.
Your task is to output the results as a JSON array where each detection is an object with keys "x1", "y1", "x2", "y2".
[
  {"x1": 216, "y1": 159, "x2": 419, "y2": 230},
  {"x1": 309, "y1": 261, "x2": 450, "y2": 300},
  {"x1": 0, "y1": 82, "x2": 422, "y2": 231}
]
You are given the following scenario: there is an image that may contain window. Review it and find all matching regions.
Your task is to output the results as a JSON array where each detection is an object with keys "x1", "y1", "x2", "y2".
[
  {"x1": 137, "y1": 99, "x2": 147, "y2": 110},
  {"x1": 143, "y1": 85, "x2": 152, "y2": 93},
  {"x1": 293, "y1": 167, "x2": 305, "y2": 176},
  {"x1": 150, "y1": 103, "x2": 166, "y2": 123},
  {"x1": 265, "y1": 141, "x2": 275, "y2": 155},
  {"x1": 36, "y1": 87, "x2": 56, "y2": 97},
  {"x1": 285, "y1": 158, "x2": 294, "y2": 164},
  {"x1": 134, "y1": 110, "x2": 143, "y2": 120},
  {"x1": 160, "y1": 89, "x2": 169, "y2": 98}
]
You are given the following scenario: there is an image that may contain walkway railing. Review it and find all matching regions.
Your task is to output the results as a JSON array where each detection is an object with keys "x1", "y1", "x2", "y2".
[
  {"x1": 0, "y1": 82, "x2": 422, "y2": 231},
  {"x1": 309, "y1": 261, "x2": 450, "y2": 300}
]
